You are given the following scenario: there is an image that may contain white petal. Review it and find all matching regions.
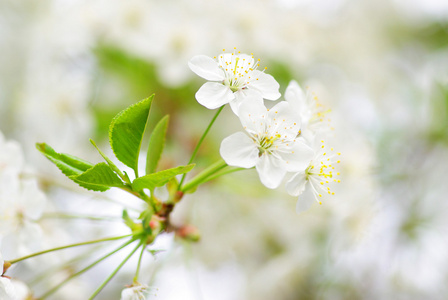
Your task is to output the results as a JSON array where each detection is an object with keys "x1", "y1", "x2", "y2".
[
  {"x1": 296, "y1": 194, "x2": 315, "y2": 214},
  {"x1": 278, "y1": 141, "x2": 314, "y2": 172},
  {"x1": 255, "y1": 154, "x2": 286, "y2": 189},
  {"x1": 237, "y1": 98, "x2": 268, "y2": 134},
  {"x1": 248, "y1": 70, "x2": 281, "y2": 100},
  {"x1": 21, "y1": 180, "x2": 46, "y2": 220},
  {"x1": 220, "y1": 132, "x2": 258, "y2": 168},
  {"x1": 285, "y1": 80, "x2": 306, "y2": 112},
  {"x1": 11, "y1": 280, "x2": 29, "y2": 300},
  {"x1": 285, "y1": 172, "x2": 307, "y2": 196},
  {"x1": 229, "y1": 90, "x2": 263, "y2": 116},
  {"x1": 0, "y1": 277, "x2": 16, "y2": 300},
  {"x1": 267, "y1": 101, "x2": 301, "y2": 139},
  {"x1": 188, "y1": 55, "x2": 225, "y2": 81},
  {"x1": 235, "y1": 54, "x2": 255, "y2": 71},
  {"x1": 196, "y1": 82, "x2": 234, "y2": 109}
]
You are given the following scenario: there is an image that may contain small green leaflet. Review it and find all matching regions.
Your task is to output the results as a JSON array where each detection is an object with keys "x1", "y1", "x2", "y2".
[
  {"x1": 109, "y1": 95, "x2": 154, "y2": 175},
  {"x1": 36, "y1": 143, "x2": 104, "y2": 191},
  {"x1": 146, "y1": 115, "x2": 169, "y2": 175},
  {"x1": 36, "y1": 143, "x2": 94, "y2": 177},
  {"x1": 132, "y1": 164, "x2": 195, "y2": 191},
  {"x1": 69, "y1": 163, "x2": 124, "y2": 192},
  {"x1": 90, "y1": 139, "x2": 127, "y2": 182}
]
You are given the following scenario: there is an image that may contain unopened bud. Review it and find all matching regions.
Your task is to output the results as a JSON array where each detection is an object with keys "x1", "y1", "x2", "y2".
[
  {"x1": 174, "y1": 191, "x2": 184, "y2": 203},
  {"x1": 176, "y1": 225, "x2": 201, "y2": 242}
]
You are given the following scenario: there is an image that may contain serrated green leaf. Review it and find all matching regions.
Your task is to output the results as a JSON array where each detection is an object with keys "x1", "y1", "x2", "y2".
[
  {"x1": 109, "y1": 95, "x2": 154, "y2": 175},
  {"x1": 36, "y1": 143, "x2": 94, "y2": 177},
  {"x1": 132, "y1": 164, "x2": 195, "y2": 191},
  {"x1": 90, "y1": 139, "x2": 127, "y2": 182},
  {"x1": 69, "y1": 163, "x2": 124, "y2": 192},
  {"x1": 146, "y1": 115, "x2": 169, "y2": 175}
]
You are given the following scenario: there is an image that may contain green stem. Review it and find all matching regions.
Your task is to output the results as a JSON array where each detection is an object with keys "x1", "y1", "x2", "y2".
[
  {"x1": 29, "y1": 244, "x2": 104, "y2": 286},
  {"x1": 89, "y1": 241, "x2": 143, "y2": 300},
  {"x1": 134, "y1": 243, "x2": 146, "y2": 282},
  {"x1": 198, "y1": 166, "x2": 246, "y2": 185},
  {"x1": 41, "y1": 213, "x2": 122, "y2": 222},
  {"x1": 39, "y1": 239, "x2": 135, "y2": 299},
  {"x1": 181, "y1": 159, "x2": 228, "y2": 193},
  {"x1": 9, "y1": 234, "x2": 133, "y2": 264},
  {"x1": 179, "y1": 106, "x2": 224, "y2": 189}
]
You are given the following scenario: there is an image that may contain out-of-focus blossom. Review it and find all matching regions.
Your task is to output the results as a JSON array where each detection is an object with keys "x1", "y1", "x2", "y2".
[
  {"x1": 189, "y1": 51, "x2": 280, "y2": 114},
  {"x1": 0, "y1": 132, "x2": 24, "y2": 179},
  {"x1": 0, "y1": 251, "x2": 16, "y2": 300},
  {"x1": 286, "y1": 141, "x2": 341, "y2": 212},
  {"x1": 0, "y1": 132, "x2": 46, "y2": 258},
  {"x1": 121, "y1": 282, "x2": 150, "y2": 300},
  {"x1": 285, "y1": 80, "x2": 331, "y2": 144},
  {"x1": 220, "y1": 100, "x2": 313, "y2": 189}
]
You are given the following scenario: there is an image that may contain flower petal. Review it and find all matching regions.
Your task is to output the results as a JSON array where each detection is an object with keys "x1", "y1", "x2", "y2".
[
  {"x1": 296, "y1": 193, "x2": 315, "y2": 214},
  {"x1": 188, "y1": 55, "x2": 225, "y2": 81},
  {"x1": 267, "y1": 101, "x2": 302, "y2": 140},
  {"x1": 20, "y1": 180, "x2": 46, "y2": 221},
  {"x1": 248, "y1": 70, "x2": 281, "y2": 100},
  {"x1": 277, "y1": 141, "x2": 314, "y2": 172},
  {"x1": 285, "y1": 80, "x2": 306, "y2": 112},
  {"x1": 237, "y1": 98, "x2": 268, "y2": 134},
  {"x1": 255, "y1": 154, "x2": 286, "y2": 189},
  {"x1": 220, "y1": 132, "x2": 258, "y2": 168},
  {"x1": 0, "y1": 277, "x2": 17, "y2": 300},
  {"x1": 229, "y1": 90, "x2": 263, "y2": 116},
  {"x1": 196, "y1": 82, "x2": 234, "y2": 109},
  {"x1": 285, "y1": 171, "x2": 307, "y2": 196}
]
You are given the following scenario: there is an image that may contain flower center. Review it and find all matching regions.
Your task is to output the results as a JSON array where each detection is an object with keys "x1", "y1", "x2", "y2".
[
  {"x1": 216, "y1": 49, "x2": 265, "y2": 93},
  {"x1": 257, "y1": 134, "x2": 281, "y2": 156}
]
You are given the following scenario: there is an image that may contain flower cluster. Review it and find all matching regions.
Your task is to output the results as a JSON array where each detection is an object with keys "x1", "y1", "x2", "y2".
[
  {"x1": 0, "y1": 132, "x2": 47, "y2": 258},
  {"x1": 189, "y1": 49, "x2": 341, "y2": 212}
]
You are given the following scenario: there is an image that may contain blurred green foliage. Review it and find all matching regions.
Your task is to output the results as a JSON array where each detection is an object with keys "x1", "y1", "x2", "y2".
[{"x1": 428, "y1": 83, "x2": 448, "y2": 144}]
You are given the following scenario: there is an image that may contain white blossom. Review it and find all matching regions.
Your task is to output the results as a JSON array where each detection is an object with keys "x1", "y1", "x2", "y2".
[
  {"x1": 285, "y1": 80, "x2": 331, "y2": 144},
  {"x1": 0, "y1": 132, "x2": 47, "y2": 258},
  {"x1": 121, "y1": 282, "x2": 151, "y2": 300},
  {"x1": 0, "y1": 251, "x2": 16, "y2": 300},
  {"x1": 0, "y1": 132, "x2": 24, "y2": 180},
  {"x1": 188, "y1": 50, "x2": 280, "y2": 114},
  {"x1": 220, "y1": 99, "x2": 313, "y2": 189},
  {"x1": 286, "y1": 140, "x2": 341, "y2": 213}
]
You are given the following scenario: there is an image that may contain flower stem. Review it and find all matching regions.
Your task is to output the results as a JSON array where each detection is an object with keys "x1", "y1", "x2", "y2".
[
  {"x1": 179, "y1": 106, "x2": 224, "y2": 189},
  {"x1": 181, "y1": 159, "x2": 228, "y2": 193},
  {"x1": 9, "y1": 234, "x2": 133, "y2": 264},
  {"x1": 134, "y1": 243, "x2": 146, "y2": 282},
  {"x1": 197, "y1": 166, "x2": 246, "y2": 184},
  {"x1": 88, "y1": 241, "x2": 143, "y2": 300},
  {"x1": 39, "y1": 239, "x2": 135, "y2": 299}
]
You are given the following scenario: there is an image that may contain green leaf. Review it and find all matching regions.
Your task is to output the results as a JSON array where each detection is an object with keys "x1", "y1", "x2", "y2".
[
  {"x1": 132, "y1": 164, "x2": 195, "y2": 191},
  {"x1": 90, "y1": 139, "x2": 127, "y2": 182},
  {"x1": 109, "y1": 95, "x2": 154, "y2": 175},
  {"x1": 36, "y1": 142, "x2": 94, "y2": 177},
  {"x1": 146, "y1": 115, "x2": 169, "y2": 174},
  {"x1": 69, "y1": 163, "x2": 124, "y2": 192},
  {"x1": 36, "y1": 143, "x2": 107, "y2": 191}
]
